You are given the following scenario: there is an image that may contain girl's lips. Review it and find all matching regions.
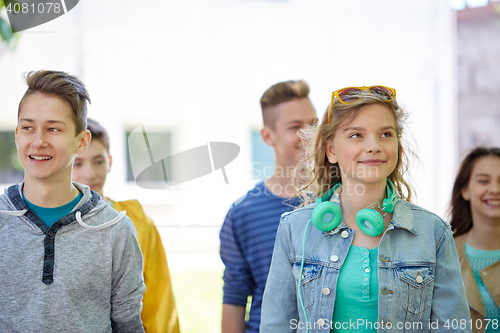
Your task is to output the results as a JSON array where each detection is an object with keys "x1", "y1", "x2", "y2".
[
  {"x1": 484, "y1": 199, "x2": 500, "y2": 207},
  {"x1": 359, "y1": 159, "x2": 385, "y2": 166}
]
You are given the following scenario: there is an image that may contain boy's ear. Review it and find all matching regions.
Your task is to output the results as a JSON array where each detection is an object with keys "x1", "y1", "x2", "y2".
[
  {"x1": 325, "y1": 140, "x2": 337, "y2": 164},
  {"x1": 76, "y1": 130, "x2": 91, "y2": 155},
  {"x1": 261, "y1": 127, "x2": 275, "y2": 147}
]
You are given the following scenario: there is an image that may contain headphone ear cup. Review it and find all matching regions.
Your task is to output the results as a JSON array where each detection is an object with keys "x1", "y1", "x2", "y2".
[
  {"x1": 312, "y1": 201, "x2": 342, "y2": 232},
  {"x1": 382, "y1": 198, "x2": 395, "y2": 213},
  {"x1": 356, "y1": 208, "x2": 384, "y2": 237}
]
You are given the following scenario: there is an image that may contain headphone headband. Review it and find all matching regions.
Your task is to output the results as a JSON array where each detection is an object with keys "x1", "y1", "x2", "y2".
[{"x1": 318, "y1": 180, "x2": 397, "y2": 203}]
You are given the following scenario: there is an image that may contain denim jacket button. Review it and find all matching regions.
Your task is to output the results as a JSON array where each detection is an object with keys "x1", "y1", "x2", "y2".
[
  {"x1": 330, "y1": 255, "x2": 339, "y2": 262},
  {"x1": 322, "y1": 287, "x2": 331, "y2": 295},
  {"x1": 416, "y1": 275, "x2": 423, "y2": 283},
  {"x1": 317, "y1": 319, "x2": 325, "y2": 326},
  {"x1": 341, "y1": 230, "x2": 349, "y2": 238}
]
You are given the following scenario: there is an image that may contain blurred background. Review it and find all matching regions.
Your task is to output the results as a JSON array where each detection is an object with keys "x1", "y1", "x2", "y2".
[{"x1": 1, "y1": 0, "x2": 499, "y2": 331}]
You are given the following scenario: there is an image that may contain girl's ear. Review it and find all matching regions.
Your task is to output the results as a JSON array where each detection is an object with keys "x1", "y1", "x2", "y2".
[
  {"x1": 108, "y1": 154, "x2": 113, "y2": 173},
  {"x1": 325, "y1": 140, "x2": 337, "y2": 164},
  {"x1": 461, "y1": 186, "x2": 471, "y2": 201}
]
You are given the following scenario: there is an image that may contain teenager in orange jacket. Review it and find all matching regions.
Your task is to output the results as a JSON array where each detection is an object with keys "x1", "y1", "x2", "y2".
[{"x1": 72, "y1": 118, "x2": 180, "y2": 333}]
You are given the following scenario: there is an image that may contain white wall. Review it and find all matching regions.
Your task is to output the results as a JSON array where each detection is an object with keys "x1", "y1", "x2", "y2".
[{"x1": 0, "y1": 0, "x2": 457, "y2": 257}]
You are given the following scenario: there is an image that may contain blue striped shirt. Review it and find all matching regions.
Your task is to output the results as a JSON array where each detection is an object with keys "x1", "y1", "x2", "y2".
[{"x1": 220, "y1": 181, "x2": 301, "y2": 332}]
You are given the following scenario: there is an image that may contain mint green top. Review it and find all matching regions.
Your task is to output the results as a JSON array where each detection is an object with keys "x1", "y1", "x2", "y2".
[
  {"x1": 23, "y1": 192, "x2": 83, "y2": 228},
  {"x1": 465, "y1": 243, "x2": 500, "y2": 333},
  {"x1": 332, "y1": 245, "x2": 379, "y2": 332}
]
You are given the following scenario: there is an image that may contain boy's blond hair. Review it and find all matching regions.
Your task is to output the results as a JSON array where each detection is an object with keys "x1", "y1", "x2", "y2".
[
  {"x1": 260, "y1": 80, "x2": 310, "y2": 129},
  {"x1": 18, "y1": 70, "x2": 90, "y2": 135}
]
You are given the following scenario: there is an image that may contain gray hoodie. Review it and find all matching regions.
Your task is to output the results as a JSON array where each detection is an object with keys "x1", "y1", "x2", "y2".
[{"x1": 0, "y1": 182, "x2": 146, "y2": 333}]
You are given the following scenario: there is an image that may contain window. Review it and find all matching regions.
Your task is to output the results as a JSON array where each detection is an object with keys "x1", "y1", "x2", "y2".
[
  {"x1": 125, "y1": 127, "x2": 171, "y2": 186},
  {"x1": 0, "y1": 131, "x2": 24, "y2": 184},
  {"x1": 251, "y1": 130, "x2": 274, "y2": 180}
]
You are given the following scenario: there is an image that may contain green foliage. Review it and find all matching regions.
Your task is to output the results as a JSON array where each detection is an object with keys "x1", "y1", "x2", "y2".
[{"x1": 0, "y1": 0, "x2": 17, "y2": 47}]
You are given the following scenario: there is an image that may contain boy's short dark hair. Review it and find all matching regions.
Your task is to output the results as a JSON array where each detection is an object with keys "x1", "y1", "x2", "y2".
[
  {"x1": 87, "y1": 118, "x2": 110, "y2": 153},
  {"x1": 18, "y1": 70, "x2": 91, "y2": 135},
  {"x1": 260, "y1": 80, "x2": 310, "y2": 129}
]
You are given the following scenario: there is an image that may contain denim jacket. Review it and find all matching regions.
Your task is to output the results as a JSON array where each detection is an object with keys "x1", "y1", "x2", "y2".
[{"x1": 261, "y1": 199, "x2": 471, "y2": 332}]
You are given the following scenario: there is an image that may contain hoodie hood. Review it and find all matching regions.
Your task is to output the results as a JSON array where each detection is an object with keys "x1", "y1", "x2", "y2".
[{"x1": 0, "y1": 181, "x2": 126, "y2": 230}]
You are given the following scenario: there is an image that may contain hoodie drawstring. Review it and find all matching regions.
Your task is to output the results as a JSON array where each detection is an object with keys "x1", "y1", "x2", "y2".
[
  {"x1": 75, "y1": 210, "x2": 127, "y2": 230},
  {"x1": 0, "y1": 209, "x2": 27, "y2": 216}
]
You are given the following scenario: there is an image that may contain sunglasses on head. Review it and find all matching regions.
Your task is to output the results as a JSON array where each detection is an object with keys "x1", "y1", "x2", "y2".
[{"x1": 327, "y1": 86, "x2": 396, "y2": 124}]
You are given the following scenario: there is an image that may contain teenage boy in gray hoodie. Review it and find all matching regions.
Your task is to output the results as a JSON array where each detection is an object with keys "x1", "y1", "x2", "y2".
[{"x1": 0, "y1": 70, "x2": 146, "y2": 332}]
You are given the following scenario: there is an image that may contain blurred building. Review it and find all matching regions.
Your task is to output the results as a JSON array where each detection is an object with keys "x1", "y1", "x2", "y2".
[{"x1": 457, "y1": 0, "x2": 500, "y2": 153}]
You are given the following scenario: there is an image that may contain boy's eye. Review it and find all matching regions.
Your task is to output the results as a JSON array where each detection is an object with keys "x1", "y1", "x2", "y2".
[
  {"x1": 95, "y1": 160, "x2": 104, "y2": 165},
  {"x1": 22, "y1": 126, "x2": 33, "y2": 131},
  {"x1": 48, "y1": 128, "x2": 60, "y2": 132}
]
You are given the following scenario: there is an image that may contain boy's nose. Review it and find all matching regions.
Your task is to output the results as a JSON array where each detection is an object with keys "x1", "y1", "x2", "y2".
[
  {"x1": 81, "y1": 164, "x2": 96, "y2": 180},
  {"x1": 31, "y1": 134, "x2": 48, "y2": 149}
]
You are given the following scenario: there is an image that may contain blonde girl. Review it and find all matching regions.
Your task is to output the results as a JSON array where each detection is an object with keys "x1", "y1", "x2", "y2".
[{"x1": 261, "y1": 86, "x2": 471, "y2": 332}]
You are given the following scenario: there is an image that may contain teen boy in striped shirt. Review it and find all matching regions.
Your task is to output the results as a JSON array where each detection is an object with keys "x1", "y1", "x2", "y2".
[{"x1": 220, "y1": 80, "x2": 316, "y2": 332}]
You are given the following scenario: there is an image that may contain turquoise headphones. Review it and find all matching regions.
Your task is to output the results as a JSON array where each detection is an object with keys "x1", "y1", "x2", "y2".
[{"x1": 311, "y1": 179, "x2": 398, "y2": 237}]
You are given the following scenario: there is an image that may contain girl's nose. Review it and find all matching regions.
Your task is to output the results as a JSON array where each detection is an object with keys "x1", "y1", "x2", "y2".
[
  {"x1": 365, "y1": 136, "x2": 381, "y2": 153},
  {"x1": 490, "y1": 180, "x2": 500, "y2": 194}
]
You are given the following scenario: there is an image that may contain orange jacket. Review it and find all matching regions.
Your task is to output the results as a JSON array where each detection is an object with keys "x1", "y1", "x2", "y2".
[{"x1": 111, "y1": 199, "x2": 180, "y2": 333}]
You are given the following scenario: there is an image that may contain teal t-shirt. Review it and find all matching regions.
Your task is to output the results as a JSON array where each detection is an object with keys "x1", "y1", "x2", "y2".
[
  {"x1": 332, "y1": 245, "x2": 379, "y2": 332},
  {"x1": 465, "y1": 243, "x2": 500, "y2": 333},
  {"x1": 23, "y1": 192, "x2": 83, "y2": 228}
]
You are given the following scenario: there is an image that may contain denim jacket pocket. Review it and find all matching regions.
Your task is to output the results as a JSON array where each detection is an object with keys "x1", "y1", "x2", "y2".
[
  {"x1": 293, "y1": 261, "x2": 322, "y2": 310},
  {"x1": 397, "y1": 266, "x2": 435, "y2": 316}
]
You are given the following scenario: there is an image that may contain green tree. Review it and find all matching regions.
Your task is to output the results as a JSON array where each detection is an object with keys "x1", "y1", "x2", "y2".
[{"x1": 0, "y1": 0, "x2": 16, "y2": 47}]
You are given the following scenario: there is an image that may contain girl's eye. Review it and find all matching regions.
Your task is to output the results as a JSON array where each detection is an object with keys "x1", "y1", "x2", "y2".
[
  {"x1": 381, "y1": 132, "x2": 393, "y2": 138},
  {"x1": 477, "y1": 179, "x2": 489, "y2": 184},
  {"x1": 349, "y1": 133, "x2": 361, "y2": 139}
]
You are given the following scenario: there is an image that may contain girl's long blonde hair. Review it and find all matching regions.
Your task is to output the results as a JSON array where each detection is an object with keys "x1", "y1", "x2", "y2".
[{"x1": 294, "y1": 92, "x2": 414, "y2": 205}]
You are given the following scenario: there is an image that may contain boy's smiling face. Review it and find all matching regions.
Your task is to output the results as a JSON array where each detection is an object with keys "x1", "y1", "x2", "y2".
[{"x1": 15, "y1": 92, "x2": 90, "y2": 184}]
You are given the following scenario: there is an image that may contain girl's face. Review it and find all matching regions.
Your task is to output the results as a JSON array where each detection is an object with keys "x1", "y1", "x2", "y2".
[
  {"x1": 461, "y1": 155, "x2": 500, "y2": 224},
  {"x1": 326, "y1": 103, "x2": 399, "y2": 187}
]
